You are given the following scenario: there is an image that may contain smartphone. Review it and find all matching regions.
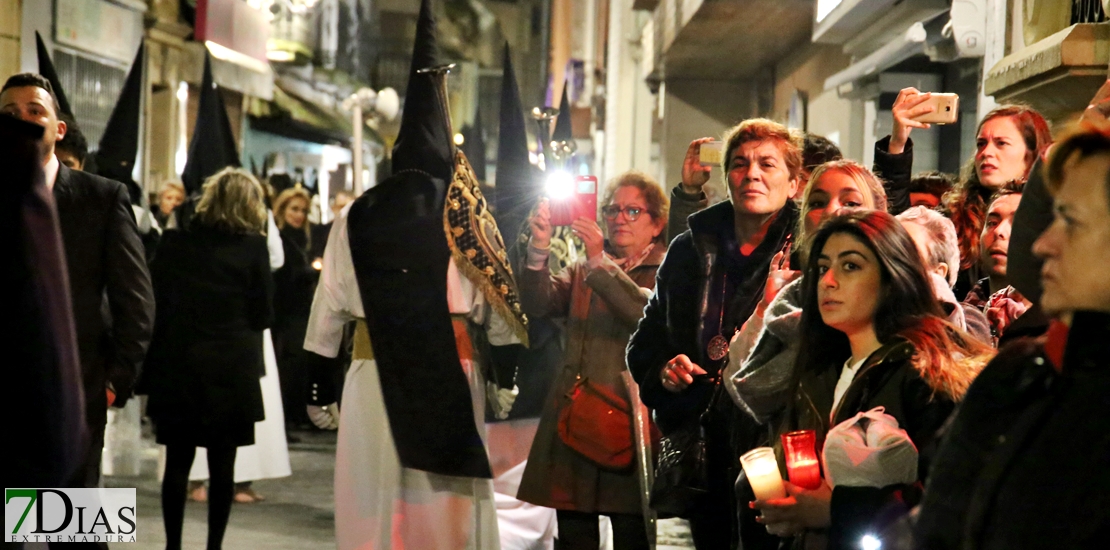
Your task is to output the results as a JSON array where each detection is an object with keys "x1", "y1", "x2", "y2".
[
  {"x1": 699, "y1": 141, "x2": 725, "y2": 167},
  {"x1": 549, "y1": 175, "x2": 598, "y2": 226},
  {"x1": 912, "y1": 93, "x2": 959, "y2": 125}
]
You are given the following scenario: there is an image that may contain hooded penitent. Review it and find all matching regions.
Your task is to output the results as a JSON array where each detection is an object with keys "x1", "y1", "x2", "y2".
[
  {"x1": 93, "y1": 44, "x2": 145, "y2": 205},
  {"x1": 492, "y1": 43, "x2": 540, "y2": 250},
  {"x1": 552, "y1": 82, "x2": 572, "y2": 144},
  {"x1": 181, "y1": 52, "x2": 240, "y2": 195},
  {"x1": 344, "y1": 0, "x2": 525, "y2": 479},
  {"x1": 35, "y1": 32, "x2": 72, "y2": 118}
]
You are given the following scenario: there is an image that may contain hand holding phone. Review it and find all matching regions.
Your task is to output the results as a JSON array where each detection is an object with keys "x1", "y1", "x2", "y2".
[
  {"x1": 682, "y1": 137, "x2": 716, "y2": 194},
  {"x1": 548, "y1": 175, "x2": 598, "y2": 226},
  {"x1": 911, "y1": 93, "x2": 959, "y2": 125}
]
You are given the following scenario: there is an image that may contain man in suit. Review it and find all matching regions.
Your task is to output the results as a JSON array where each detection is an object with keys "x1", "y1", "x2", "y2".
[
  {"x1": 1, "y1": 74, "x2": 154, "y2": 499},
  {"x1": 2, "y1": 111, "x2": 88, "y2": 506}
]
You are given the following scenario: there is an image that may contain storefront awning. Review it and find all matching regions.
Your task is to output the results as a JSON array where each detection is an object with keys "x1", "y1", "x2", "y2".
[{"x1": 247, "y1": 82, "x2": 384, "y2": 147}]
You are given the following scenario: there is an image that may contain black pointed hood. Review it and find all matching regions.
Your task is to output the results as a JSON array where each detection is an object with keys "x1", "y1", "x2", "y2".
[
  {"x1": 181, "y1": 52, "x2": 240, "y2": 195},
  {"x1": 391, "y1": 0, "x2": 453, "y2": 180},
  {"x1": 35, "y1": 32, "x2": 72, "y2": 117},
  {"x1": 493, "y1": 43, "x2": 539, "y2": 246},
  {"x1": 552, "y1": 83, "x2": 572, "y2": 143},
  {"x1": 93, "y1": 43, "x2": 144, "y2": 203},
  {"x1": 460, "y1": 107, "x2": 486, "y2": 182}
]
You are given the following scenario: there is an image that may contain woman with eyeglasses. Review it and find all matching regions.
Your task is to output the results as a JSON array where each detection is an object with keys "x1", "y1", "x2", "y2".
[{"x1": 516, "y1": 171, "x2": 668, "y2": 550}]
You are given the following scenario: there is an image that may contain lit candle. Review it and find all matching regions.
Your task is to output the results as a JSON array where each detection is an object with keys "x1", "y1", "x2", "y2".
[
  {"x1": 781, "y1": 430, "x2": 823, "y2": 490},
  {"x1": 740, "y1": 447, "x2": 787, "y2": 501}
]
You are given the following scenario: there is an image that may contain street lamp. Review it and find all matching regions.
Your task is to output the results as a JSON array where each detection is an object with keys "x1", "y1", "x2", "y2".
[{"x1": 342, "y1": 87, "x2": 399, "y2": 195}]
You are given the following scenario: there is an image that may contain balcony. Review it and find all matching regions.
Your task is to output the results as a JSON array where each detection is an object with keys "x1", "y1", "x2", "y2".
[
  {"x1": 985, "y1": 23, "x2": 1110, "y2": 122},
  {"x1": 652, "y1": 0, "x2": 815, "y2": 80}
]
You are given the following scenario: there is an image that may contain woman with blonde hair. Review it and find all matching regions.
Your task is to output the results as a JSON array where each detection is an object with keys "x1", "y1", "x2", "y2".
[
  {"x1": 271, "y1": 186, "x2": 320, "y2": 430},
  {"x1": 139, "y1": 167, "x2": 274, "y2": 550}
]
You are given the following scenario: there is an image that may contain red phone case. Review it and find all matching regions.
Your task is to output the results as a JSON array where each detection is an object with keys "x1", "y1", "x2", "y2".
[{"x1": 550, "y1": 176, "x2": 598, "y2": 225}]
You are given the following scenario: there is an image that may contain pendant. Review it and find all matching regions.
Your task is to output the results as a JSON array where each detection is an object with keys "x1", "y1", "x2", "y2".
[{"x1": 707, "y1": 334, "x2": 730, "y2": 361}]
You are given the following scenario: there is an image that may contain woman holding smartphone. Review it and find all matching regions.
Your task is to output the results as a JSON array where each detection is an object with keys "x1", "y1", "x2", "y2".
[
  {"x1": 749, "y1": 210, "x2": 992, "y2": 549},
  {"x1": 874, "y1": 89, "x2": 1052, "y2": 298},
  {"x1": 516, "y1": 171, "x2": 668, "y2": 550}
]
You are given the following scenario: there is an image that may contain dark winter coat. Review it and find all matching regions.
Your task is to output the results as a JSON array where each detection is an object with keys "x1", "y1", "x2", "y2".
[
  {"x1": 517, "y1": 245, "x2": 664, "y2": 514},
  {"x1": 140, "y1": 223, "x2": 273, "y2": 443},
  {"x1": 627, "y1": 199, "x2": 797, "y2": 548},
  {"x1": 782, "y1": 339, "x2": 963, "y2": 549},
  {"x1": 274, "y1": 225, "x2": 319, "y2": 329},
  {"x1": 914, "y1": 311, "x2": 1110, "y2": 549}
]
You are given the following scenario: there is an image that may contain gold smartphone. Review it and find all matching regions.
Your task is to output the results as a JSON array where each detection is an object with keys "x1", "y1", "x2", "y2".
[{"x1": 912, "y1": 93, "x2": 959, "y2": 125}]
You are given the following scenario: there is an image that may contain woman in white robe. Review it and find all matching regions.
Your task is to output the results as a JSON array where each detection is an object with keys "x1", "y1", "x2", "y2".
[{"x1": 304, "y1": 206, "x2": 519, "y2": 550}]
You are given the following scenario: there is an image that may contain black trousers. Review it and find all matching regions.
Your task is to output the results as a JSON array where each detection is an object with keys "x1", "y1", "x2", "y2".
[
  {"x1": 556, "y1": 510, "x2": 650, "y2": 550},
  {"x1": 48, "y1": 420, "x2": 106, "y2": 550}
]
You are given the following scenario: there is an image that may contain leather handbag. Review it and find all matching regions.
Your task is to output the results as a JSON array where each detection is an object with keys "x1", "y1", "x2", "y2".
[
  {"x1": 648, "y1": 379, "x2": 722, "y2": 518},
  {"x1": 557, "y1": 377, "x2": 634, "y2": 470}
]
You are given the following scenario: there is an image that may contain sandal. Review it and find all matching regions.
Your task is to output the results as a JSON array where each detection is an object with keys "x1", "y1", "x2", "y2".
[
  {"x1": 188, "y1": 482, "x2": 207, "y2": 503},
  {"x1": 234, "y1": 487, "x2": 265, "y2": 503}
]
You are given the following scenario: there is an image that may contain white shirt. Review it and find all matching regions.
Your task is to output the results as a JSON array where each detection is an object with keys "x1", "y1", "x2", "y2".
[
  {"x1": 44, "y1": 154, "x2": 60, "y2": 191},
  {"x1": 831, "y1": 356, "x2": 867, "y2": 421}
]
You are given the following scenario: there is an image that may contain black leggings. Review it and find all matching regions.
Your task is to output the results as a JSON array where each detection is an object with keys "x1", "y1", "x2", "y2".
[
  {"x1": 555, "y1": 510, "x2": 649, "y2": 550},
  {"x1": 162, "y1": 444, "x2": 237, "y2": 550}
]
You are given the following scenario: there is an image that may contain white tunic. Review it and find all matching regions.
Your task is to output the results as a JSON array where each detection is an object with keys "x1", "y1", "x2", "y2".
[{"x1": 304, "y1": 206, "x2": 518, "y2": 550}]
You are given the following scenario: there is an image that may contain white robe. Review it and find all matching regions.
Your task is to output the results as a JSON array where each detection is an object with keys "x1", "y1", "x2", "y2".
[{"x1": 304, "y1": 207, "x2": 519, "y2": 550}]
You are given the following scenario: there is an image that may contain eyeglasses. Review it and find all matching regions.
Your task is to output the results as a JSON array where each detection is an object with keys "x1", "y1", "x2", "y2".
[{"x1": 601, "y1": 205, "x2": 646, "y2": 221}]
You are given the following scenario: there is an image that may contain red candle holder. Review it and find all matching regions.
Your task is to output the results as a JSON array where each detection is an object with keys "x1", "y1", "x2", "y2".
[{"x1": 781, "y1": 429, "x2": 822, "y2": 490}]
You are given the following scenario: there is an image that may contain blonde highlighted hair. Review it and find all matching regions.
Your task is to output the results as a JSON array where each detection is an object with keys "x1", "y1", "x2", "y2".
[
  {"x1": 273, "y1": 187, "x2": 313, "y2": 238},
  {"x1": 194, "y1": 167, "x2": 268, "y2": 235},
  {"x1": 798, "y1": 160, "x2": 888, "y2": 258}
]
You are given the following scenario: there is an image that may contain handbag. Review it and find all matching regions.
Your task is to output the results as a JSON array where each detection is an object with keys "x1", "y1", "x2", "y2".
[
  {"x1": 648, "y1": 378, "x2": 722, "y2": 518},
  {"x1": 557, "y1": 377, "x2": 634, "y2": 470}
]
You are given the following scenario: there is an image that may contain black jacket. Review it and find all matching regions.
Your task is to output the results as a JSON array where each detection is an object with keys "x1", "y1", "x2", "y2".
[
  {"x1": 785, "y1": 340, "x2": 959, "y2": 549},
  {"x1": 914, "y1": 312, "x2": 1110, "y2": 549},
  {"x1": 872, "y1": 136, "x2": 914, "y2": 216},
  {"x1": 628, "y1": 199, "x2": 797, "y2": 548},
  {"x1": 140, "y1": 224, "x2": 273, "y2": 430},
  {"x1": 274, "y1": 225, "x2": 319, "y2": 328},
  {"x1": 53, "y1": 163, "x2": 155, "y2": 423},
  {"x1": 6, "y1": 122, "x2": 87, "y2": 489},
  {"x1": 628, "y1": 199, "x2": 799, "y2": 431}
]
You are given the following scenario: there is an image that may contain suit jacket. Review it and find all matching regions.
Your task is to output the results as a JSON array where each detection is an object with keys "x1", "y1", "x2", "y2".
[
  {"x1": 4, "y1": 118, "x2": 87, "y2": 488},
  {"x1": 53, "y1": 163, "x2": 155, "y2": 426}
]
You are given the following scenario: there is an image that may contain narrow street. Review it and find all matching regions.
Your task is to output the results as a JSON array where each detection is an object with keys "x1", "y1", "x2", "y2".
[
  {"x1": 103, "y1": 430, "x2": 695, "y2": 549},
  {"x1": 105, "y1": 431, "x2": 337, "y2": 549}
]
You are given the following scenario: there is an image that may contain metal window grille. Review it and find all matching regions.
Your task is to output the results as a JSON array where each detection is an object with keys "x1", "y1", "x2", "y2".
[
  {"x1": 1072, "y1": 0, "x2": 1108, "y2": 24},
  {"x1": 53, "y1": 48, "x2": 127, "y2": 150}
]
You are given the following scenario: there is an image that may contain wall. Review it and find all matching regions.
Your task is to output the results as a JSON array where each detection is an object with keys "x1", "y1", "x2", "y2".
[
  {"x1": 0, "y1": 0, "x2": 19, "y2": 81},
  {"x1": 658, "y1": 78, "x2": 755, "y2": 195}
]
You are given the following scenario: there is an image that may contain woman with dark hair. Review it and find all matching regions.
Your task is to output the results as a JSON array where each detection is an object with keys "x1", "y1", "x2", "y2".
[
  {"x1": 140, "y1": 167, "x2": 274, "y2": 550},
  {"x1": 517, "y1": 171, "x2": 668, "y2": 549},
  {"x1": 750, "y1": 209, "x2": 992, "y2": 549},
  {"x1": 875, "y1": 90, "x2": 1052, "y2": 297}
]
